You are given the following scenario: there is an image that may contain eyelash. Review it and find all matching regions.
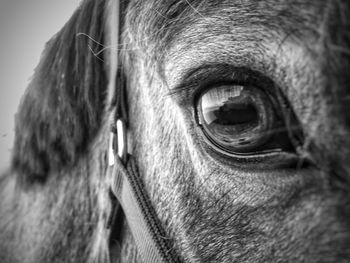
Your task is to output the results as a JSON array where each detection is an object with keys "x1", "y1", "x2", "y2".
[{"x1": 168, "y1": 65, "x2": 276, "y2": 105}]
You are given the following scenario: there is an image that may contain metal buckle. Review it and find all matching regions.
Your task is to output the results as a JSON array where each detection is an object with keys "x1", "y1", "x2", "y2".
[{"x1": 108, "y1": 118, "x2": 127, "y2": 166}]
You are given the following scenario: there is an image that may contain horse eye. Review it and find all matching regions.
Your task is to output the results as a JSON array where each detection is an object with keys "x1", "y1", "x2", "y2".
[{"x1": 196, "y1": 84, "x2": 287, "y2": 154}]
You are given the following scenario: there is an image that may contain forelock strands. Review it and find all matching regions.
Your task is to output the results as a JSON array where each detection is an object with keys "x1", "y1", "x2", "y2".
[{"x1": 12, "y1": 0, "x2": 108, "y2": 183}]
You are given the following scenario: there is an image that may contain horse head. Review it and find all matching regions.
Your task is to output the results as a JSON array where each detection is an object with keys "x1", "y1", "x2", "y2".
[{"x1": 1, "y1": 0, "x2": 350, "y2": 262}]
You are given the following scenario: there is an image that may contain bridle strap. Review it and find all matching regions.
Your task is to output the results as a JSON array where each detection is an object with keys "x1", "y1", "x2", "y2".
[
  {"x1": 107, "y1": 155, "x2": 181, "y2": 263},
  {"x1": 105, "y1": 1, "x2": 181, "y2": 262},
  {"x1": 107, "y1": 87, "x2": 182, "y2": 262},
  {"x1": 106, "y1": 70, "x2": 181, "y2": 262}
]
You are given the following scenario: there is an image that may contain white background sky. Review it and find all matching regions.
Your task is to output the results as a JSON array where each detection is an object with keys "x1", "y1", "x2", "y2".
[{"x1": 0, "y1": 0, "x2": 81, "y2": 172}]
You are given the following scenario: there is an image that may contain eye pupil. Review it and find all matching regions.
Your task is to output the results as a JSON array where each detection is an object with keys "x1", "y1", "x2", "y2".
[{"x1": 214, "y1": 102, "x2": 257, "y2": 125}]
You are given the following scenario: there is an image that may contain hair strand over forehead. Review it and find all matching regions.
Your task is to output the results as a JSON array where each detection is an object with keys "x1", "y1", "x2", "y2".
[{"x1": 12, "y1": 0, "x2": 108, "y2": 183}]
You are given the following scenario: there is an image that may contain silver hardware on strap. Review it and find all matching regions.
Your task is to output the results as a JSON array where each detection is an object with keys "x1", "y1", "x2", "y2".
[{"x1": 109, "y1": 119, "x2": 127, "y2": 166}]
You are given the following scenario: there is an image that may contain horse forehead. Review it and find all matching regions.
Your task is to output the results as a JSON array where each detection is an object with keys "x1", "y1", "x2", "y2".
[
  {"x1": 146, "y1": 0, "x2": 348, "y2": 67},
  {"x1": 151, "y1": 0, "x2": 330, "y2": 28},
  {"x1": 151, "y1": 0, "x2": 342, "y2": 83}
]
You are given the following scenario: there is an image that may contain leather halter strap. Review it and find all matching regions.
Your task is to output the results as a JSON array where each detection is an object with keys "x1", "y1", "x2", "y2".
[
  {"x1": 106, "y1": 2, "x2": 181, "y2": 262},
  {"x1": 107, "y1": 75, "x2": 181, "y2": 263}
]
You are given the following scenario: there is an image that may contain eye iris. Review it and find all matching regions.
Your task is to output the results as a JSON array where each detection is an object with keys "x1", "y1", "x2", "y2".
[{"x1": 198, "y1": 85, "x2": 275, "y2": 153}]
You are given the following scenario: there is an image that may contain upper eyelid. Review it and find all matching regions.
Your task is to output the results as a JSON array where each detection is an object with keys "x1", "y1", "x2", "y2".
[
  {"x1": 167, "y1": 64, "x2": 277, "y2": 104},
  {"x1": 167, "y1": 64, "x2": 238, "y2": 101},
  {"x1": 168, "y1": 64, "x2": 235, "y2": 92}
]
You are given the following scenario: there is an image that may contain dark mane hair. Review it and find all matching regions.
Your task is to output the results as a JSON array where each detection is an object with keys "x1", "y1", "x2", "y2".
[{"x1": 12, "y1": 0, "x2": 108, "y2": 183}]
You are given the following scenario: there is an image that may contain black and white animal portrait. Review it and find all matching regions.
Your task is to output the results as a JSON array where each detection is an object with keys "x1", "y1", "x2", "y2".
[{"x1": 1, "y1": 0, "x2": 350, "y2": 262}]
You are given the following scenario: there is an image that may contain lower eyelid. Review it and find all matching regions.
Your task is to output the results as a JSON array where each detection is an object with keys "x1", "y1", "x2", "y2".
[{"x1": 193, "y1": 119, "x2": 306, "y2": 170}]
